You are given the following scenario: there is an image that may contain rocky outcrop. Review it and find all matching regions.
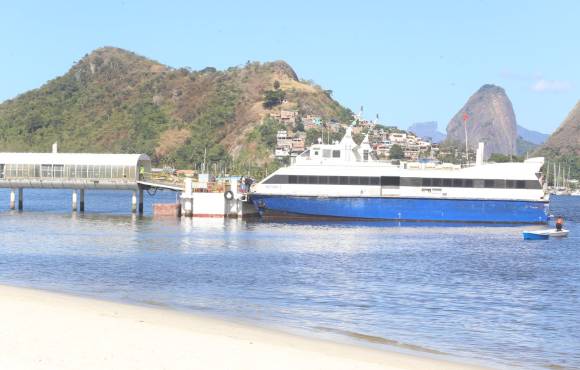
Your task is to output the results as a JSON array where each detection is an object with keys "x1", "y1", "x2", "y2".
[{"x1": 446, "y1": 84, "x2": 517, "y2": 157}]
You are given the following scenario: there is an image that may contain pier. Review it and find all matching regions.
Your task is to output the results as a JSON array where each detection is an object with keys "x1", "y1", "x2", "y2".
[
  {"x1": 0, "y1": 152, "x2": 151, "y2": 214},
  {"x1": 0, "y1": 152, "x2": 257, "y2": 218}
]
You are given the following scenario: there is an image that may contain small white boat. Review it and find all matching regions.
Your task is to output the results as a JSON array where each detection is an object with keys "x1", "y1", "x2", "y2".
[{"x1": 523, "y1": 229, "x2": 569, "y2": 240}]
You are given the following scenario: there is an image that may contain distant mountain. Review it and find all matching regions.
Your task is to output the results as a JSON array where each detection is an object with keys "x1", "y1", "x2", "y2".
[
  {"x1": 516, "y1": 136, "x2": 539, "y2": 157},
  {"x1": 517, "y1": 125, "x2": 549, "y2": 145},
  {"x1": 446, "y1": 84, "x2": 517, "y2": 158},
  {"x1": 0, "y1": 47, "x2": 352, "y2": 168},
  {"x1": 407, "y1": 121, "x2": 446, "y2": 143},
  {"x1": 536, "y1": 101, "x2": 580, "y2": 157}
]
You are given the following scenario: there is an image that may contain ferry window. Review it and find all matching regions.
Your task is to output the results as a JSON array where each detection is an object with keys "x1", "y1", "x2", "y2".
[
  {"x1": 323, "y1": 149, "x2": 331, "y2": 158},
  {"x1": 332, "y1": 150, "x2": 341, "y2": 158},
  {"x1": 443, "y1": 178, "x2": 452, "y2": 187},
  {"x1": 422, "y1": 178, "x2": 431, "y2": 187},
  {"x1": 349, "y1": 177, "x2": 360, "y2": 185},
  {"x1": 525, "y1": 180, "x2": 541, "y2": 189},
  {"x1": 360, "y1": 177, "x2": 370, "y2": 185},
  {"x1": 308, "y1": 176, "x2": 318, "y2": 184},
  {"x1": 0, "y1": 164, "x2": 4, "y2": 179},
  {"x1": 516, "y1": 180, "x2": 526, "y2": 189},
  {"x1": 506, "y1": 180, "x2": 515, "y2": 188},
  {"x1": 432, "y1": 178, "x2": 442, "y2": 187},
  {"x1": 381, "y1": 176, "x2": 400, "y2": 186},
  {"x1": 484, "y1": 180, "x2": 495, "y2": 188},
  {"x1": 318, "y1": 176, "x2": 328, "y2": 184},
  {"x1": 329, "y1": 176, "x2": 339, "y2": 185},
  {"x1": 298, "y1": 176, "x2": 308, "y2": 184},
  {"x1": 289, "y1": 175, "x2": 297, "y2": 184},
  {"x1": 495, "y1": 180, "x2": 506, "y2": 188},
  {"x1": 339, "y1": 176, "x2": 348, "y2": 185},
  {"x1": 464, "y1": 179, "x2": 474, "y2": 188},
  {"x1": 402, "y1": 177, "x2": 421, "y2": 187},
  {"x1": 370, "y1": 177, "x2": 380, "y2": 186},
  {"x1": 452, "y1": 179, "x2": 463, "y2": 187},
  {"x1": 314, "y1": 151, "x2": 319, "y2": 156}
]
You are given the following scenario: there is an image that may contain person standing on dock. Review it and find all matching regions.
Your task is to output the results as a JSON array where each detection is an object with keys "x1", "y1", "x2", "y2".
[
  {"x1": 556, "y1": 216, "x2": 564, "y2": 231},
  {"x1": 139, "y1": 165, "x2": 145, "y2": 180},
  {"x1": 240, "y1": 176, "x2": 246, "y2": 192}
]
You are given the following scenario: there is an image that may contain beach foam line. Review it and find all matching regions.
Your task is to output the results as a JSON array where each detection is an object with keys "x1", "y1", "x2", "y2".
[{"x1": 0, "y1": 284, "x2": 494, "y2": 370}]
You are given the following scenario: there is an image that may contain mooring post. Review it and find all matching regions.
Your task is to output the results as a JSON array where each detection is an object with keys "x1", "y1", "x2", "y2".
[
  {"x1": 183, "y1": 177, "x2": 193, "y2": 217},
  {"x1": 9, "y1": 189, "x2": 16, "y2": 210},
  {"x1": 72, "y1": 190, "x2": 78, "y2": 212},
  {"x1": 18, "y1": 188, "x2": 23, "y2": 210},
  {"x1": 138, "y1": 187, "x2": 144, "y2": 215},
  {"x1": 131, "y1": 190, "x2": 137, "y2": 213},
  {"x1": 79, "y1": 189, "x2": 85, "y2": 212}
]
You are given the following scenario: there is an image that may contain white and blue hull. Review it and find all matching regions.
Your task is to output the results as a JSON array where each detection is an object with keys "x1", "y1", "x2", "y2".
[
  {"x1": 250, "y1": 127, "x2": 549, "y2": 224},
  {"x1": 251, "y1": 195, "x2": 549, "y2": 224}
]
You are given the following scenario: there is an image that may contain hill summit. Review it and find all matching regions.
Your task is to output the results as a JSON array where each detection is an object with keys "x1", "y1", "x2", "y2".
[
  {"x1": 0, "y1": 47, "x2": 352, "y2": 168},
  {"x1": 446, "y1": 84, "x2": 517, "y2": 158}
]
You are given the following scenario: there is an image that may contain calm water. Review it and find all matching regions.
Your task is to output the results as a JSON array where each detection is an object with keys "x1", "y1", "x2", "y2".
[{"x1": 0, "y1": 189, "x2": 579, "y2": 369}]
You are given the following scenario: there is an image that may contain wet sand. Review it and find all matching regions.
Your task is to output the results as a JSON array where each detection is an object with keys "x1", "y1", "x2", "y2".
[{"x1": 0, "y1": 285, "x2": 494, "y2": 370}]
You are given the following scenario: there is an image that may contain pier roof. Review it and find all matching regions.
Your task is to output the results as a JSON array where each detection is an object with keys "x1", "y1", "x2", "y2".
[{"x1": 0, "y1": 153, "x2": 150, "y2": 166}]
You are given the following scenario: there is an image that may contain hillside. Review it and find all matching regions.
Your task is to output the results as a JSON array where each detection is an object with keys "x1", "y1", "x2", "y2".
[
  {"x1": 446, "y1": 84, "x2": 517, "y2": 158},
  {"x1": 0, "y1": 47, "x2": 352, "y2": 170},
  {"x1": 535, "y1": 101, "x2": 580, "y2": 178},
  {"x1": 537, "y1": 101, "x2": 580, "y2": 157}
]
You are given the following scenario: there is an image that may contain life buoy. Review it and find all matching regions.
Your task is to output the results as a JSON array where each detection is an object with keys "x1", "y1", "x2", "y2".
[{"x1": 224, "y1": 190, "x2": 234, "y2": 200}]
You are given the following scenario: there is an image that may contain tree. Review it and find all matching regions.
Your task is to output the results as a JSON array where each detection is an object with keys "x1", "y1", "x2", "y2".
[
  {"x1": 389, "y1": 144, "x2": 404, "y2": 159},
  {"x1": 262, "y1": 89, "x2": 286, "y2": 109},
  {"x1": 295, "y1": 121, "x2": 304, "y2": 132},
  {"x1": 273, "y1": 80, "x2": 280, "y2": 90}
]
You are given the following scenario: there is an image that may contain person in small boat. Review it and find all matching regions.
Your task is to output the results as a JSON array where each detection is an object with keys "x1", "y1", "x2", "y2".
[{"x1": 555, "y1": 216, "x2": 564, "y2": 231}]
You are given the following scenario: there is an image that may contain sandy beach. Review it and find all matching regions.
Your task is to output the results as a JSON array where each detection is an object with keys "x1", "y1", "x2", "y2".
[{"x1": 0, "y1": 285, "x2": 493, "y2": 370}]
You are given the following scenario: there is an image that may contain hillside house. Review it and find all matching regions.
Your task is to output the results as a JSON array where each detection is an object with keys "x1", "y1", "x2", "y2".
[
  {"x1": 291, "y1": 137, "x2": 305, "y2": 153},
  {"x1": 280, "y1": 110, "x2": 298, "y2": 124}
]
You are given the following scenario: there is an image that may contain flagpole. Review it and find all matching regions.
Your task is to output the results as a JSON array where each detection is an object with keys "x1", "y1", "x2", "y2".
[{"x1": 463, "y1": 113, "x2": 469, "y2": 164}]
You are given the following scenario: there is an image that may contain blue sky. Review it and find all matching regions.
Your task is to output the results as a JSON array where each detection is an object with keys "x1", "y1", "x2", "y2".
[{"x1": 1, "y1": 0, "x2": 579, "y2": 134}]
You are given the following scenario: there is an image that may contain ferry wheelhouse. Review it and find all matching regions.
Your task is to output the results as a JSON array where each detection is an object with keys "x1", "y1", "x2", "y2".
[{"x1": 250, "y1": 128, "x2": 549, "y2": 223}]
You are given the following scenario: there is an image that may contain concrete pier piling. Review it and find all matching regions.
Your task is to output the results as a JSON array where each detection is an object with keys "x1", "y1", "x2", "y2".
[
  {"x1": 18, "y1": 188, "x2": 23, "y2": 210},
  {"x1": 138, "y1": 188, "x2": 144, "y2": 215},
  {"x1": 9, "y1": 189, "x2": 16, "y2": 210},
  {"x1": 72, "y1": 190, "x2": 78, "y2": 212},
  {"x1": 79, "y1": 189, "x2": 85, "y2": 212},
  {"x1": 131, "y1": 191, "x2": 137, "y2": 213}
]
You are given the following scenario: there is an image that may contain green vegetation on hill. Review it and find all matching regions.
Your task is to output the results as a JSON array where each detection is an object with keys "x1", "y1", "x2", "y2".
[{"x1": 0, "y1": 47, "x2": 353, "y2": 177}]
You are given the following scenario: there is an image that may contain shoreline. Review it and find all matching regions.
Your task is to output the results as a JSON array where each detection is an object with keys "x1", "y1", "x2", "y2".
[{"x1": 0, "y1": 284, "x2": 497, "y2": 370}]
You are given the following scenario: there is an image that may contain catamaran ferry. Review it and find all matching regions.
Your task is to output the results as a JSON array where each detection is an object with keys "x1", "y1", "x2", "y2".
[{"x1": 249, "y1": 128, "x2": 549, "y2": 223}]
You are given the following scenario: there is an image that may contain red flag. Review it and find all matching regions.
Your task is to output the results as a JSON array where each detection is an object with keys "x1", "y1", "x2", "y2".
[{"x1": 463, "y1": 113, "x2": 469, "y2": 122}]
